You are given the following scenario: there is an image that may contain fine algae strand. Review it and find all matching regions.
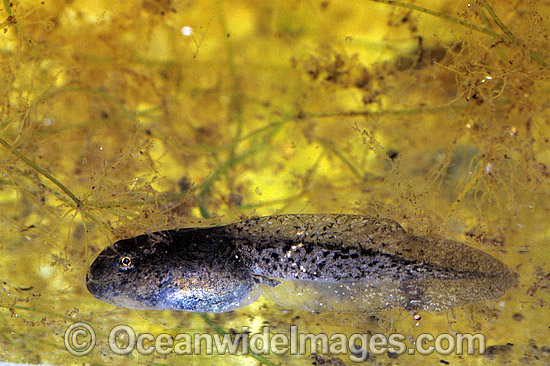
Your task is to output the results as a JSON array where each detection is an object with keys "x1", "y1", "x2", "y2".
[{"x1": 87, "y1": 214, "x2": 515, "y2": 313}]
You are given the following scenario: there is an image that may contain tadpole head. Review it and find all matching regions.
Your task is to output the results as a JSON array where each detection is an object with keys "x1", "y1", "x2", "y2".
[
  {"x1": 86, "y1": 229, "x2": 261, "y2": 313},
  {"x1": 86, "y1": 235, "x2": 156, "y2": 310}
]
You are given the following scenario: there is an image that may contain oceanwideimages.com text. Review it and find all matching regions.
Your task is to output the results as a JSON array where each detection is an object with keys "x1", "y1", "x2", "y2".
[{"x1": 65, "y1": 322, "x2": 486, "y2": 362}]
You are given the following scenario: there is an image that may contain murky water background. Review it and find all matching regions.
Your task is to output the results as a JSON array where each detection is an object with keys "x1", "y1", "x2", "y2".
[{"x1": 0, "y1": 0, "x2": 549, "y2": 365}]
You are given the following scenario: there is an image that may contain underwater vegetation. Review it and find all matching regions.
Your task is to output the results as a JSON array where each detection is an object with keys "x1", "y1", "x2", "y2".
[{"x1": 0, "y1": 0, "x2": 549, "y2": 365}]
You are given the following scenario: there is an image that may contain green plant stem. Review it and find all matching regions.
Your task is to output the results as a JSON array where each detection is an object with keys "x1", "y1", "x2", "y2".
[
  {"x1": 215, "y1": 0, "x2": 246, "y2": 215},
  {"x1": 369, "y1": 0, "x2": 501, "y2": 39},
  {"x1": 369, "y1": 0, "x2": 549, "y2": 68},
  {"x1": 481, "y1": 0, "x2": 549, "y2": 68},
  {"x1": 319, "y1": 139, "x2": 362, "y2": 179},
  {"x1": 195, "y1": 117, "x2": 287, "y2": 219},
  {"x1": 196, "y1": 145, "x2": 264, "y2": 218},
  {"x1": 302, "y1": 105, "x2": 465, "y2": 119},
  {"x1": 2, "y1": 0, "x2": 11, "y2": 14},
  {"x1": 0, "y1": 136, "x2": 82, "y2": 207},
  {"x1": 216, "y1": 0, "x2": 243, "y2": 140},
  {"x1": 482, "y1": 1, "x2": 517, "y2": 44}
]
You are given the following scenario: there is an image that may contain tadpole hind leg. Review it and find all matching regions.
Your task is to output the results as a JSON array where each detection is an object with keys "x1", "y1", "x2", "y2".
[{"x1": 253, "y1": 275, "x2": 281, "y2": 287}]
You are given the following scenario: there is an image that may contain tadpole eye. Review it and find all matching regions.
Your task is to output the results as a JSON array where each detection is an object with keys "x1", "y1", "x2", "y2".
[{"x1": 116, "y1": 254, "x2": 136, "y2": 272}]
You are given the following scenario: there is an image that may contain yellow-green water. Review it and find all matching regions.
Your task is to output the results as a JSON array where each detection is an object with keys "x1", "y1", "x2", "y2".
[{"x1": 0, "y1": 0, "x2": 549, "y2": 365}]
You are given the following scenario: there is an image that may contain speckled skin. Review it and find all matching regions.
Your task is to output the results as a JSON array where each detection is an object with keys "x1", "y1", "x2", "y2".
[
  {"x1": 87, "y1": 228, "x2": 262, "y2": 312},
  {"x1": 87, "y1": 214, "x2": 515, "y2": 313}
]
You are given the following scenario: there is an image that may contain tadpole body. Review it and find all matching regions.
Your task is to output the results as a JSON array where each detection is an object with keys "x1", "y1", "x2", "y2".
[{"x1": 87, "y1": 214, "x2": 515, "y2": 313}]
